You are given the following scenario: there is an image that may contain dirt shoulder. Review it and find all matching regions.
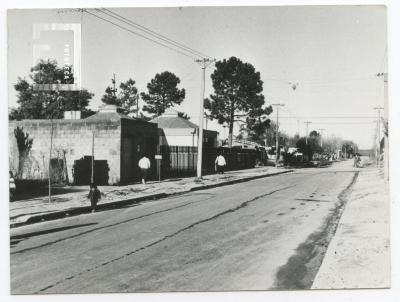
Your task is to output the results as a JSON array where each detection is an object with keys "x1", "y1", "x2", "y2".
[{"x1": 312, "y1": 167, "x2": 390, "y2": 289}]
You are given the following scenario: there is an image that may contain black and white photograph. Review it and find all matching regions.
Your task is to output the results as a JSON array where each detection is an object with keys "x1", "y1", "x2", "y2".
[{"x1": 2, "y1": 0, "x2": 400, "y2": 300}]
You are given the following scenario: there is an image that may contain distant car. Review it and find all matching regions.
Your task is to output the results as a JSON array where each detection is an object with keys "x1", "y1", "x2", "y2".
[{"x1": 9, "y1": 171, "x2": 16, "y2": 201}]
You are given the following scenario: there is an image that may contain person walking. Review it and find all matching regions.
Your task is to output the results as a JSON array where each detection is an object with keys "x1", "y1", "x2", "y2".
[
  {"x1": 353, "y1": 154, "x2": 359, "y2": 168},
  {"x1": 87, "y1": 183, "x2": 101, "y2": 213},
  {"x1": 356, "y1": 154, "x2": 362, "y2": 168},
  {"x1": 138, "y1": 155, "x2": 151, "y2": 184},
  {"x1": 215, "y1": 153, "x2": 227, "y2": 174},
  {"x1": 9, "y1": 171, "x2": 16, "y2": 201}
]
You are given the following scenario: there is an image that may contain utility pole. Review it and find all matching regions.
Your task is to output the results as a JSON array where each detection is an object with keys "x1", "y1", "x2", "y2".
[
  {"x1": 48, "y1": 119, "x2": 54, "y2": 203},
  {"x1": 112, "y1": 73, "x2": 116, "y2": 97},
  {"x1": 374, "y1": 106, "x2": 384, "y2": 167},
  {"x1": 304, "y1": 121, "x2": 312, "y2": 144},
  {"x1": 136, "y1": 95, "x2": 139, "y2": 119},
  {"x1": 91, "y1": 130, "x2": 95, "y2": 184},
  {"x1": 272, "y1": 103, "x2": 285, "y2": 167},
  {"x1": 48, "y1": 92, "x2": 62, "y2": 203},
  {"x1": 318, "y1": 128, "x2": 326, "y2": 147},
  {"x1": 195, "y1": 58, "x2": 215, "y2": 179},
  {"x1": 204, "y1": 112, "x2": 209, "y2": 130}
]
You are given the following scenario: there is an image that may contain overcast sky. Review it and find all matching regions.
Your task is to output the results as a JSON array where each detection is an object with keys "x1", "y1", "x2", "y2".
[{"x1": 7, "y1": 5, "x2": 387, "y2": 149}]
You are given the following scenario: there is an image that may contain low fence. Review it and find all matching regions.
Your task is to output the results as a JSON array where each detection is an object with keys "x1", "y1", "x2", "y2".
[{"x1": 159, "y1": 145, "x2": 267, "y2": 179}]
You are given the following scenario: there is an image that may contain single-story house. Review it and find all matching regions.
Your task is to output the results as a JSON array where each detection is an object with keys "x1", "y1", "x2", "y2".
[{"x1": 150, "y1": 109, "x2": 218, "y2": 148}]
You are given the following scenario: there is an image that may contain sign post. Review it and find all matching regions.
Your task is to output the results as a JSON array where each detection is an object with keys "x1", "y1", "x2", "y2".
[{"x1": 155, "y1": 154, "x2": 162, "y2": 182}]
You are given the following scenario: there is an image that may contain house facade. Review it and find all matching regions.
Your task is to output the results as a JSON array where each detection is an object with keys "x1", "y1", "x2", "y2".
[{"x1": 150, "y1": 109, "x2": 218, "y2": 148}]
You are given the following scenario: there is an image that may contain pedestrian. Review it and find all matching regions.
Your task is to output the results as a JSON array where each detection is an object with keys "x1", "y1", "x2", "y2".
[
  {"x1": 215, "y1": 153, "x2": 227, "y2": 174},
  {"x1": 353, "y1": 154, "x2": 359, "y2": 168},
  {"x1": 356, "y1": 154, "x2": 362, "y2": 168},
  {"x1": 9, "y1": 171, "x2": 16, "y2": 201},
  {"x1": 87, "y1": 183, "x2": 101, "y2": 213},
  {"x1": 138, "y1": 155, "x2": 151, "y2": 184}
]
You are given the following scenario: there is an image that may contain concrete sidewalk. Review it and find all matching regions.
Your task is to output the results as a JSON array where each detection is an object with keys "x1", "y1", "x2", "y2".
[
  {"x1": 312, "y1": 167, "x2": 390, "y2": 289},
  {"x1": 10, "y1": 166, "x2": 292, "y2": 227}
]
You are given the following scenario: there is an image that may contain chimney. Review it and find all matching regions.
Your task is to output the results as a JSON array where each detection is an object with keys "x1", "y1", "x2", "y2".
[{"x1": 64, "y1": 111, "x2": 81, "y2": 119}]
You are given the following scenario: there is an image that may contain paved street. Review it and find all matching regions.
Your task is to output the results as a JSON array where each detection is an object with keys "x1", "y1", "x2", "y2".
[{"x1": 11, "y1": 161, "x2": 359, "y2": 293}]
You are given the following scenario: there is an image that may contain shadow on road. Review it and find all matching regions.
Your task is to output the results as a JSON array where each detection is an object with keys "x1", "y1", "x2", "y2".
[{"x1": 10, "y1": 223, "x2": 98, "y2": 248}]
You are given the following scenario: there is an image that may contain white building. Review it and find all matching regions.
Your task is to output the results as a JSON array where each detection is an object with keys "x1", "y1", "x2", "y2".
[{"x1": 150, "y1": 109, "x2": 218, "y2": 147}]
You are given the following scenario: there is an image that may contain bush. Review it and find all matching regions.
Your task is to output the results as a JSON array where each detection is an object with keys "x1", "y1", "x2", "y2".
[{"x1": 282, "y1": 152, "x2": 299, "y2": 166}]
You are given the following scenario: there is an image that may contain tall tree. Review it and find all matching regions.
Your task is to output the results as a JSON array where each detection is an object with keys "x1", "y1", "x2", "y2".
[
  {"x1": 9, "y1": 59, "x2": 94, "y2": 120},
  {"x1": 141, "y1": 71, "x2": 185, "y2": 116},
  {"x1": 204, "y1": 57, "x2": 267, "y2": 147},
  {"x1": 118, "y1": 78, "x2": 139, "y2": 116},
  {"x1": 101, "y1": 74, "x2": 118, "y2": 105},
  {"x1": 101, "y1": 86, "x2": 118, "y2": 105}
]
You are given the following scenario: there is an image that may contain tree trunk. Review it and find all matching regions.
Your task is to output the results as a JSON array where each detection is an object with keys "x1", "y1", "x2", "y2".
[{"x1": 228, "y1": 122, "x2": 234, "y2": 148}]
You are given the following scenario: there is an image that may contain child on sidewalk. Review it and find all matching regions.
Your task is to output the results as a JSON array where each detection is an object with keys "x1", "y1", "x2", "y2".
[{"x1": 87, "y1": 184, "x2": 101, "y2": 213}]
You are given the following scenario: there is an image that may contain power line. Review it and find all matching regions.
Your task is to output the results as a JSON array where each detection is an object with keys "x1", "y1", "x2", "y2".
[
  {"x1": 99, "y1": 8, "x2": 213, "y2": 60},
  {"x1": 280, "y1": 121, "x2": 377, "y2": 125},
  {"x1": 277, "y1": 116, "x2": 376, "y2": 119},
  {"x1": 263, "y1": 76, "x2": 378, "y2": 89},
  {"x1": 83, "y1": 9, "x2": 200, "y2": 60}
]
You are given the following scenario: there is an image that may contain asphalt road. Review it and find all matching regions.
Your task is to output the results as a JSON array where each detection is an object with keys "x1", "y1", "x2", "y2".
[{"x1": 10, "y1": 161, "x2": 359, "y2": 294}]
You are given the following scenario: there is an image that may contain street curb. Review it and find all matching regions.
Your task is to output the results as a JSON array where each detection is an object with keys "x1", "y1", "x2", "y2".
[{"x1": 10, "y1": 169, "x2": 293, "y2": 228}]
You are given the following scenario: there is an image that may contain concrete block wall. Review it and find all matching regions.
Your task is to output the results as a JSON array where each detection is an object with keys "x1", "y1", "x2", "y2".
[{"x1": 9, "y1": 120, "x2": 122, "y2": 184}]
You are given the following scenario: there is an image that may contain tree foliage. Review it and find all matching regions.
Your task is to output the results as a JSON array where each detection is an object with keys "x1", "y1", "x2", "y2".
[
  {"x1": 241, "y1": 107, "x2": 273, "y2": 144},
  {"x1": 296, "y1": 131, "x2": 323, "y2": 160},
  {"x1": 341, "y1": 140, "x2": 358, "y2": 157},
  {"x1": 101, "y1": 86, "x2": 118, "y2": 105},
  {"x1": 138, "y1": 112, "x2": 152, "y2": 122},
  {"x1": 101, "y1": 78, "x2": 139, "y2": 116},
  {"x1": 9, "y1": 59, "x2": 94, "y2": 120},
  {"x1": 141, "y1": 71, "x2": 185, "y2": 116},
  {"x1": 204, "y1": 57, "x2": 268, "y2": 147},
  {"x1": 118, "y1": 78, "x2": 139, "y2": 116},
  {"x1": 178, "y1": 112, "x2": 190, "y2": 120}
]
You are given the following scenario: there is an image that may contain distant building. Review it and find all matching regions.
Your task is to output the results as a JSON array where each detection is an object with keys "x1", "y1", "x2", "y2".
[
  {"x1": 358, "y1": 149, "x2": 374, "y2": 157},
  {"x1": 231, "y1": 137, "x2": 263, "y2": 149},
  {"x1": 150, "y1": 109, "x2": 218, "y2": 148},
  {"x1": 9, "y1": 105, "x2": 158, "y2": 185}
]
